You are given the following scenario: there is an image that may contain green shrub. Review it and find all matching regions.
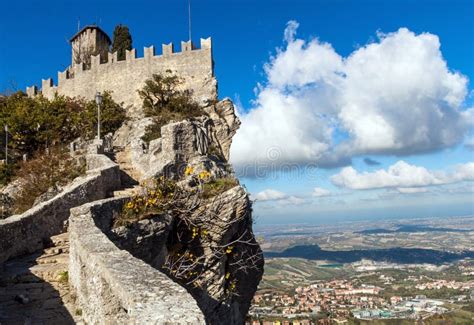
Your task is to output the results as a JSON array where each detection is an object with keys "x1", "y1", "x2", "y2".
[
  {"x1": 0, "y1": 91, "x2": 126, "y2": 186},
  {"x1": 58, "y1": 271, "x2": 69, "y2": 284},
  {"x1": 12, "y1": 147, "x2": 86, "y2": 214},
  {"x1": 0, "y1": 91, "x2": 126, "y2": 156},
  {"x1": 0, "y1": 163, "x2": 16, "y2": 186}
]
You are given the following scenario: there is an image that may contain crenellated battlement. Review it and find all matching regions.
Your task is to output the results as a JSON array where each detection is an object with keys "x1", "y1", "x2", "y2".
[{"x1": 27, "y1": 37, "x2": 217, "y2": 108}]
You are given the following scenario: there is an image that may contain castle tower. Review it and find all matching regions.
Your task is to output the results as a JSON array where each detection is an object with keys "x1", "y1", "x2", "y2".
[{"x1": 70, "y1": 25, "x2": 111, "y2": 66}]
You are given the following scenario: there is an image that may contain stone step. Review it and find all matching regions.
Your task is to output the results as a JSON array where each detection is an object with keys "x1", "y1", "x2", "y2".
[
  {"x1": 0, "y1": 230, "x2": 80, "y2": 324},
  {"x1": 36, "y1": 254, "x2": 69, "y2": 266},
  {"x1": 49, "y1": 233, "x2": 69, "y2": 246},
  {"x1": 41, "y1": 246, "x2": 69, "y2": 257},
  {"x1": 30, "y1": 263, "x2": 68, "y2": 281},
  {"x1": 113, "y1": 186, "x2": 142, "y2": 198}
]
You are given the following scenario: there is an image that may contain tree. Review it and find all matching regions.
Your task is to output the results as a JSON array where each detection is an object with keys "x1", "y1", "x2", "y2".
[
  {"x1": 138, "y1": 72, "x2": 205, "y2": 142},
  {"x1": 0, "y1": 91, "x2": 126, "y2": 158},
  {"x1": 112, "y1": 24, "x2": 132, "y2": 61},
  {"x1": 138, "y1": 71, "x2": 199, "y2": 116}
]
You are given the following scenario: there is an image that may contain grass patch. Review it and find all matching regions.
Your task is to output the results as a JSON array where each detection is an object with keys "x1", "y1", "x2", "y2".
[
  {"x1": 201, "y1": 177, "x2": 239, "y2": 199},
  {"x1": 58, "y1": 271, "x2": 69, "y2": 284}
]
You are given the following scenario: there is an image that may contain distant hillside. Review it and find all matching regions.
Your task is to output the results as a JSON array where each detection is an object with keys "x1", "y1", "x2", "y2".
[
  {"x1": 265, "y1": 244, "x2": 474, "y2": 265},
  {"x1": 356, "y1": 224, "x2": 471, "y2": 235}
]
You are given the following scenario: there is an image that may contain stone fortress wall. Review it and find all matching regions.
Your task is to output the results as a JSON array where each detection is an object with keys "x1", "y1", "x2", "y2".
[{"x1": 26, "y1": 38, "x2": 217, "y2": 108}]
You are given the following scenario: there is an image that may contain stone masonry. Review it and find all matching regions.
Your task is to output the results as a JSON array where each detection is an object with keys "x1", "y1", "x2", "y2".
[
  {"x1": 69, "y1": 197, "x2": 205, "y2": 324},
  {"x1": 26, "y1": 26, "x2": 217, "y2": 108}
]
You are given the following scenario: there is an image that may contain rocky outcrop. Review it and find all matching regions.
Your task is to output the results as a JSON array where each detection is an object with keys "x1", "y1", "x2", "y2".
[
  {"x1": 112, "y1": 98, "x2": 241, "y2": 182},
  {"x1": 112, "y1": 214, "x2": 173, "y2": 269},
  {"x1": 106, "y1": 97, "x2": 263, "y2": 324},
  {"x1": 179, "y1": 186, "x2": 263, "y2": 324},
  {"x1": 203, "y1": 98, "x2": 241, "y2": 161},
  {"x1": 0, "y1": 93, "x2": 262, "y2": 324},
  {"x1": 109, "y1": 185, "x2": 263, "y2": 324}
]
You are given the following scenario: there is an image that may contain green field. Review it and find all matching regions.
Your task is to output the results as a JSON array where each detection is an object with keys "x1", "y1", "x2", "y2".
[{"x1": 259, "y1": 258, "x2": 355, "y2": 291}]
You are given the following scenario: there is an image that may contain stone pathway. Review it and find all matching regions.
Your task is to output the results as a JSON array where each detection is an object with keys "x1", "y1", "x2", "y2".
[
  {"x1": 0, "y1": 149, "x2": 141, "y2": 324},
  {"x1": 114, "y1": 146, "x2": 143, "y2": 182},
  {"x1": 0, "y1": 233, "x2": 81, "y2": 324},
  {"x1": 112, "y1": 147, "x2": 142, "y2": 198}
]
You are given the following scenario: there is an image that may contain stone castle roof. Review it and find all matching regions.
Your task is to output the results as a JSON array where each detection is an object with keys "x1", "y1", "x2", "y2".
[{"x1": 69, "y1": 25, "x2": 111, "y2": 44}]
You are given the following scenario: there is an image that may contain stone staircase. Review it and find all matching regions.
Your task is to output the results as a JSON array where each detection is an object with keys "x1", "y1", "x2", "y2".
[
  {"x1": 114, "y1": 146, "x2": 143, "y2": 183},
  {"x1": 112, "y1": 146, "x2": 143, "y2": 198},
  {"x1": 0, "y1": 149, "x2": 143, "y2": 324},
  {"x1": 0, "y1": 233, "x2": 82, "y2": 324}
]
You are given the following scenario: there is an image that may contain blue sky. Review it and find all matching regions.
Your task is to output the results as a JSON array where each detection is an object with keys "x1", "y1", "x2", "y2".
[{"x1": 1, "y1": 0, "x2": 473, "y2": 225}]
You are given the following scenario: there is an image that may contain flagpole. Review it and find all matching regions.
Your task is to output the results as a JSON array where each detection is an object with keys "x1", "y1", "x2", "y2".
[{"x1": 188, "y1": 0, "x2": 192, "y2": 41}]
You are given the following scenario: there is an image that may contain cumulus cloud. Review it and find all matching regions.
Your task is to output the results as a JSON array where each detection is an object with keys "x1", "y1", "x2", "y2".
[
  {"x1": 331, "y1": 161, "x2": 474, "y2": 190},
  {"x1": 312, "y1": 187, "x2": 332, "y2": 197},
  {"x1": 396, "y1": 187, "x2": 429, "y2": 194},
  {"x1": 231, "y1": 22, "x2": 472, "y2": 171},
  {"x1": 253, "y1": 189, "x2": 287, "y2": 201},
  {"x1": 252, "y1": 189, "x2": 306, "y2": 206}
]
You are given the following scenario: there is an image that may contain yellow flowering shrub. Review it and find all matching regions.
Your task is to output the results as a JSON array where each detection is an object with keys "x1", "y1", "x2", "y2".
[
  {"x1": 198, "y1": 170, "x2": 211, "y2": 180},
  {"x1": 184, "y1": 166, "x2": 194, "y2": 176},
  {"x1": 114, "y1": 177, "x2": 178, "y2": 227}
]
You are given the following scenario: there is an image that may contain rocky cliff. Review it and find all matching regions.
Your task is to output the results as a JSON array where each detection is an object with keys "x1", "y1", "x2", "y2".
[{"x1": 110, "y1": 98, "x2": 264, "y2": 324}]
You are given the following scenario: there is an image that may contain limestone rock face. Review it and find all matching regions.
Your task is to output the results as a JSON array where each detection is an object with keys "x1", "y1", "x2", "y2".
[
  {"x1": 111, "y1": 214, "x2": 172, "y2": 269},
  {"x1": 0, "y1": 179, "x2": 24, "y2": 218},
  {"x1": 184, "y1": 186, "x2": 264, "y2": 324},
  {"x1": 114, "y1": 98, "x2": 241, "y2": 182},
  {"x1": 110, "y1": 186, "x2": 263, "y2": 324},
  {"x1": 203, "y1": 98, "x2": 241, "y2": 161},
  {"x1": 110, "y1": 98, "x2": 264, "y2": 324}
]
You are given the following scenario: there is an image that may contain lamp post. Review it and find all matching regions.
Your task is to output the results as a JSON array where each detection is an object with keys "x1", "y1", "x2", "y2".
[
  {"x1": 95, "y1": 92, "x2": 103, "y2": 140},
  {"x1": 4, "y1": 124, "x2": 8, "y2": 165}
]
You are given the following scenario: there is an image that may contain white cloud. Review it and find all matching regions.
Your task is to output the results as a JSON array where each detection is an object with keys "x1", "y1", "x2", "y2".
[
  {"x1": 252, "y1": 189, "x2": 307, "y2": 206},
  {"x1": 253, "y1": 189, "x2": 287, "y2": 201},
  {"x1": 331, "y1": 161, "x2": 474, "y2": 190},
  {"x1": 231, "y1": 22, "x2": 472, "y2": 170},
  {"x1": 283, "y1": 20, "x2": 299, "y2": 43},
  {"x1": 312, "y1": 187, "x2": 331, "y2": 197},
  {"x1": 397, "y1": 187, "x2": 429, "y2": 194},
  {"x1": 283, "y1": 196, "x2": 306, "y2": 205}
]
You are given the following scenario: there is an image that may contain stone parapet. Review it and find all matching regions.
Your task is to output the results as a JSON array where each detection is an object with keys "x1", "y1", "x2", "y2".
[
  {"x1": 0, "y1": 154, "x2": 121, "y2": 265},
  {"x1": 69, "y1": 197, "x2": 205, "y2": 324}
]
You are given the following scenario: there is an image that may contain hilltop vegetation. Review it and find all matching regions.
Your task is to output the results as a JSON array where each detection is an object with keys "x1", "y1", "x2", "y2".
[
  {"x1": 139, "y1": 71, "x2": 206, "y2": 143},
  {"x1": 0, "y1": 91, "x2": 126, "y2": 185}
]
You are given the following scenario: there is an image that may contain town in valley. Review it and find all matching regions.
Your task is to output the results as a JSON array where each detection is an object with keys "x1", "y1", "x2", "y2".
[{"x1": 247, "y1": 215, "x2": 474, "y2": 324}]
